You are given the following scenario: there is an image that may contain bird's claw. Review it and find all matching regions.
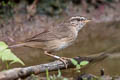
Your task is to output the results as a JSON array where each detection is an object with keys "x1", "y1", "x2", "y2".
[{"x1": 59, "y1": 57, "x2": 71, "y2": 68}]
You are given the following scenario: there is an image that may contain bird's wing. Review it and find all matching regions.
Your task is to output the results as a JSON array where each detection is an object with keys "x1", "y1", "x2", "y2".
[{"x1": 25, "y1": 22, "x2": 71, "y2": 42}]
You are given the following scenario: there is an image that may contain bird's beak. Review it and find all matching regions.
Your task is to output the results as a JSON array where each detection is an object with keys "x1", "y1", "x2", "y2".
[{"x1": 84, "y1": 20, "x2": 91, "y2": 23}]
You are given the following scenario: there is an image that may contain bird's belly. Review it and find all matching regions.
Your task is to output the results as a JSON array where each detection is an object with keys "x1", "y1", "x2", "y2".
[
  {"x1": 45, "y1": 39, "x2": 74, "y2": 52},
  {"x1": 55, "y1": 41, "x2": 71, "y2": 51}
]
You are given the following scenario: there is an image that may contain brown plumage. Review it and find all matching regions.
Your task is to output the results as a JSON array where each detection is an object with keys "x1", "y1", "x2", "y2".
[{"x1": 1, "y1": 16, "x2": 91, "y2": 68}]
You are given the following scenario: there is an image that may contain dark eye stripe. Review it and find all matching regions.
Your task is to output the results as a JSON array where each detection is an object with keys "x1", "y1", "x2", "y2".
[{"x1": 77, "y1": 18, "x2": 81, "y2": 21}]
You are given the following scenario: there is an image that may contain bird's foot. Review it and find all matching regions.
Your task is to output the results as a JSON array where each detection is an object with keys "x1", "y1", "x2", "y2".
[
  {"x1": 44, "y1": 51, "x2": 70, "y2": 68},
  {"x1": 59, "y1": 57, "x2": 71, "y2": 68}
]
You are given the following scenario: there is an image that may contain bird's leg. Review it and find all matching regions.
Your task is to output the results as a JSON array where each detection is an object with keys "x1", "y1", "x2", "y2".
[
  {"x1": 60, "y1": 57, "x2": 71, "y2": 60},
  {"x1": 44, "y1": 51, "x2": 70, "y2": 68}
]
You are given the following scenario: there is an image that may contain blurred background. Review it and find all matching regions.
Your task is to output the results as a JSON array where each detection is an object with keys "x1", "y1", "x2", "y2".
[{"x1": 0, "y1": 0, "x2": 120, "y2": 78}]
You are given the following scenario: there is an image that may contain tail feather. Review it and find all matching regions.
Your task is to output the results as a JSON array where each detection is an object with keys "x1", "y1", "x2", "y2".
[{"x1": 8, "y1": 43, "x2": 26, "y2": 48}]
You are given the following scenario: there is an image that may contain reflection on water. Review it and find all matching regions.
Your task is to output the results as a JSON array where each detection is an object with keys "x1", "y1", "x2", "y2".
[{"x1": 1, "y1": 21, "x2": 120, "y2": 77}]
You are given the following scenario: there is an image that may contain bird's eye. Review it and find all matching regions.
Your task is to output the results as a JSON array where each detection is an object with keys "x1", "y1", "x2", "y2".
[
  {"x1": 81, "y1": 19, "x2": 84, "y2": 21},
  {"x1": 80, "y1": 18, "x2": 85, "y2": 21},
  {"x1": 77, "y1": 19, "x2": 81, "y2": 21}
]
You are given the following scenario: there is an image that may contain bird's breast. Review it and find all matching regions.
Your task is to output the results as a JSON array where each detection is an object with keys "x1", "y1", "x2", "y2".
[
  {"x1": 45, "y1": 36, "x2": 76, "y2": 52},
  {"x1": 60, "y1": 38, "x2": 75, "y2": 50},
  {"x1": 54, "y1": 30, "x2": 78, "y2": 51}
]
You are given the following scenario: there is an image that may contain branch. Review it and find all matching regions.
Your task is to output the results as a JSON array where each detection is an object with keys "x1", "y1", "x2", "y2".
[{"x1": 0, "y1": 53, "x2": 108, "y2": 80}]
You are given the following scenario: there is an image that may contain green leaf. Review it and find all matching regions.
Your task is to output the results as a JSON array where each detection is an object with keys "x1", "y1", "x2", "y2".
[
  {"x1": 1, "y1": 1, "x2": 6, "y2": 6},
  {"x1": 80, "y1": 61, "x2": 89, "y2": 66},
  {"x1": 76, "y1": 65, "x2": 81, "y2": 70},
  {"x1": 57, "y1": 69, "x2": 61, "y2": 77},
  {"x1": 71, "y1": 59, "x2": 78, "y2": 65},
  {"x1": 63, "y1": 78, "x2": 68, "y2": 80},
  {"x1": 0, "y1": 41, "x2": 25, "y2": 69},
  {"x1": 0, "y1": 49, "x2": 25, "y2": 65},
  {"x1": 0, "y1": 41, "x2": 8, "y2": 51},
  {"x1": 46, "y1": 69, "x2": 50, "y2": 80}
]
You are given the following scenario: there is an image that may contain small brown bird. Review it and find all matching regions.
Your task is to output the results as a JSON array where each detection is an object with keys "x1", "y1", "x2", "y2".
[{"x1": 9, "y1": 16, "x2": 91, "y2": 68}]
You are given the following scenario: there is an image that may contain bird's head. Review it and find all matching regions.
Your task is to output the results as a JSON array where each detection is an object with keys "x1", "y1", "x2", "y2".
[{"x1": 70, "y1": 16, "x2": 91, "y2": 31}]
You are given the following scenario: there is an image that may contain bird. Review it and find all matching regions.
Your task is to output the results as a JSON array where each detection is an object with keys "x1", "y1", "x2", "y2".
[{"x1": 9, "y1": 16, "x2": 91, "y2": 68}]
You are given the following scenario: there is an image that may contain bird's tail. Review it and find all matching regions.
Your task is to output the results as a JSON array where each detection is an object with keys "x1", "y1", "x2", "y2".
[{"x1": 8, "y1": 43, "x2": 26, "y2": 48}]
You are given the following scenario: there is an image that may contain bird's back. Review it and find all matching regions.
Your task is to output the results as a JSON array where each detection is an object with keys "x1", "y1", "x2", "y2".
[
  {"x1": 23, "y1": 22, "x2": 78, "y2": 52},
  {"x1": 26, "y1": 22, "x2": 73, "y2": 42}
]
